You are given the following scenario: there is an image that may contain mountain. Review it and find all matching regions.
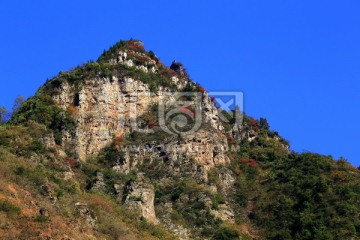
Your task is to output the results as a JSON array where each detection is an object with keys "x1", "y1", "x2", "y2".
[{"x1": 0, "y1": 39, "x2": 359, "y2": 240}]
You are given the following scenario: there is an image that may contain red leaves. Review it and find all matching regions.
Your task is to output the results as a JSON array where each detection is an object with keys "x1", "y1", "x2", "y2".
[
  {"x1": 227, "y1": 136, "x2": 235, "y2": 143},
  {"x1": 178, "y1": 106, "x2": 195, "y2": 119},
  {"x1": 160, "y1": 68, "x2": 177, "y2": 78},
  {"x1": 126, "y1": 40, "x2": 145, "y2": 52},
  {"x1": 114, "y1": 136, "x2": 124, "y2": 146},
  {"x1": 198, "y1": 87, "x2": 205, "y2": 93},
  {"x1": 250, "y1": 118, "x2": 257, "y2": 127},
  {"x1": 149, "y1": 121, "x2": 158, "y2": 127},
  {"x1": 144, "y1": 113, "x2": 158, "y2": 127},
  {"x1": 240, "y1": 159, "x2": 257, "y2": 169}
]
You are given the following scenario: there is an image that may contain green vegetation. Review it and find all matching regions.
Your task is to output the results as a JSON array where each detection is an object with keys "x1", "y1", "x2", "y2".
[
  {"x1": 252, "y1": 153, "x2": 360, "y2": 240},
  {"x1": 9, "y1": 92, "x2": 76, "y2": 145},
  {"x1": 34, "y1": 214, "x2": 49, "y2": 222},
  {"x1": 229, "y1": 131, "x2": 360, "y2": 239},
  {"x1": 0, "y1": 199, "x2": 21, "y2": 217},
  {"x1": 0, "y1": 106, "x2": 8, "y2": 124},
  {"x1": 97, "y1": 39, "x2": 145, "y2": 63}
]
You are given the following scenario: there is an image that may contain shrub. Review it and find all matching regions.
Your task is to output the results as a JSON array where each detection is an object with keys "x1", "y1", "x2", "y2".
[
  {"x1": 34, "y1": 214, "x2": 49, "y2": 222},
  {"x1": 0, "y1": 106, "x2": 8, "y2": 124},
  {"x1": 114, "y1": 136, "x2": 125, "y2": 146},
  {"x1": 14, "y1": 165, "x2": 26, "y2": 176},
  {"x1": 213, "y1": 227, "x2": 239, "y2": 240},
  {"x1": 148, "y1": 50, "x2": 156, "y2": 60},
  {"x1": 27, "y1": 140, "x2": 46, "y2": 154},
  {"x1": 0, "y1": 199, "x2": 21, "y2": 217}
]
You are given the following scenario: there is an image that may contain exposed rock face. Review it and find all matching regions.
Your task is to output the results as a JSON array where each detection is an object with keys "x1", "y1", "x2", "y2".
[
  {"x1": 53, "y1": 76, "x2": 157, "y2": 160},
  {"x1": 40, "y1": 184, "x2": 58, "y2": 203},
  {"x1": 113, "y1": 130, "x2": 229, "y2": 177},
  {"x1": 75, "y1": 202, "x2": 97, "y2": 229},
  {"x1": 47, "y1": 40, "x2": 237, "y2": 236},
  {"x1": 91, "y1": 172, "x2": 106, "y2": 193},
  {"x1": 210, "y1": 203, "x2": 235, "y2": 223},
  {"x1": 159, "y1": 202, "x2": 191, "y2": 240},
  {"x1": 52, "y1": 77, "x2": 225, "y2": 161},
  {"x1": 122, "y1": 173, "x2": 157, "y2": 223}
]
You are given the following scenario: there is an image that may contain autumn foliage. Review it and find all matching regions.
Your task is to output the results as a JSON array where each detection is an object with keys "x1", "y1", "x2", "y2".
[
  {"x1": 227, "y1": 136, "x2": 235, "y2": 143},
  {"x1": 178, "y1": 106, "x2": 195, "y2": 119},
  {"x1": 114, "y1": 136, "x2": 125, "y2": 146},
  {"x1": 125, "y1": 40, "x2": 145, "y2": 52},
  {"x1": 67, "y1": 104, "x2": 77, "y2": 117},
  {"x1": 149, "y1": 121, "x2": 158, "y2": 127},
  {"x1": 250, "y1": 118, "x2": 258, "y2": 127},
  {"x1": 240, "y1": 159, "x2": 257, "y2": 169},
  {"x1": 160, "y1": 67, "x2": 177, "y2": 78}
]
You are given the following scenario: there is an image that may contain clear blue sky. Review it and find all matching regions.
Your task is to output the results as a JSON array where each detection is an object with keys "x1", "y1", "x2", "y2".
[{"x1": 1, "y1": 1, "x2": 359, "y2": 166}]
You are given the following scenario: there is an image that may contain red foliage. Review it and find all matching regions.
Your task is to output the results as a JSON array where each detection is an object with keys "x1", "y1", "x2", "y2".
[
  {"x1": 160, "y1": 68, "x2": 177, "y2": 78},
  {"x1": 114, "y1": 136, "x2": 124, "y2": 146},
  {"x1": 227, "y1": 136, "x2": 235, "y2": 143},
  {"x1": 178, "y1": 106, "x2": 195, "y2": 119},
  {"x1": 67, "y1": 158, "x2": 78, "y2": 170},
  {"x1": 198, "y1": 87, "x2": 205, "y2": 93},
  {"x1": 240, "y1": 159, "x2": 257, "y2": 169},
  {"x1": 250, "y1": 118, "x2": 258, "y2": 127},
  {"x1": 149, "y1": 121, "x2": 158, "y2": 127},
  {"x1": 126, "y1": 41, "x2": 145, "y2": 52}
]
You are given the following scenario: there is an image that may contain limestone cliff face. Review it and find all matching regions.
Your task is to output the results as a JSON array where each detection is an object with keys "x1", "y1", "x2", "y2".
[
  {"x1": 48, "y1": 40, "x2": 234, "y2": 232},
  {"x1": 51, "y1": 41, "x2": 225, "y2": 163},
  {"x1": 114, "y1": 129, "x2": 230, "y2": 176},
  {"x1": 53, "y1": 76, "x2": 154, "y2": 160}
]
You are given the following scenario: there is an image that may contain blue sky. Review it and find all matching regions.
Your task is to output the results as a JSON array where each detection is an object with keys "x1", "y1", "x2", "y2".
[{"x1": 0, "y1": 1, "x2": 359, "y2": 166}]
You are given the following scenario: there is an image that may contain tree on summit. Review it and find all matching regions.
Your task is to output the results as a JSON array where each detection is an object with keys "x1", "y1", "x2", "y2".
[
  {"x1": 0, "y1": 106, "x2": 9, "y2": 124},
  {"x1": 12, "y1": 96, "x2": 25, "y2": 114}
]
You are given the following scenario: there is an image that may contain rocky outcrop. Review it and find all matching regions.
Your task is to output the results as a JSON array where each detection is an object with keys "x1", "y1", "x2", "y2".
[
  {"x1": 74, "y1": 202, "x2": 97, "y2": 229},
  {"x1": 40, "y1": 183, "x2": 58, "y2": 203},
  {"x1": 170, "y1": 61, "x2": 186, "y2": 77},
  {"x1": 53, "y1": 76, "x2": 157, "y2": 160},
  {"x1": 91, "y1": 172, "x2": 106, "y2": 193},
  {"x1": 113, "y1": 129, "x2": 229, "y2": 177},
  {"x1": 52, "y1": 77, "x2": 225, "y2": 161},
  {"x1": 159, "y1": 202, "x2": 191, "y2": 240},
  {"x1": 122, "y1": 173, "x2": 157, "y2": 223},
  {"x1": 210, "y1": 203, "x2": 235, "y2": 223}
]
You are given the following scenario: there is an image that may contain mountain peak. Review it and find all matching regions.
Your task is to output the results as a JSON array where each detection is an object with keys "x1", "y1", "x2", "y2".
[{"x1": 2, "y1": 39, "x2": 359, "y2": 240}]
